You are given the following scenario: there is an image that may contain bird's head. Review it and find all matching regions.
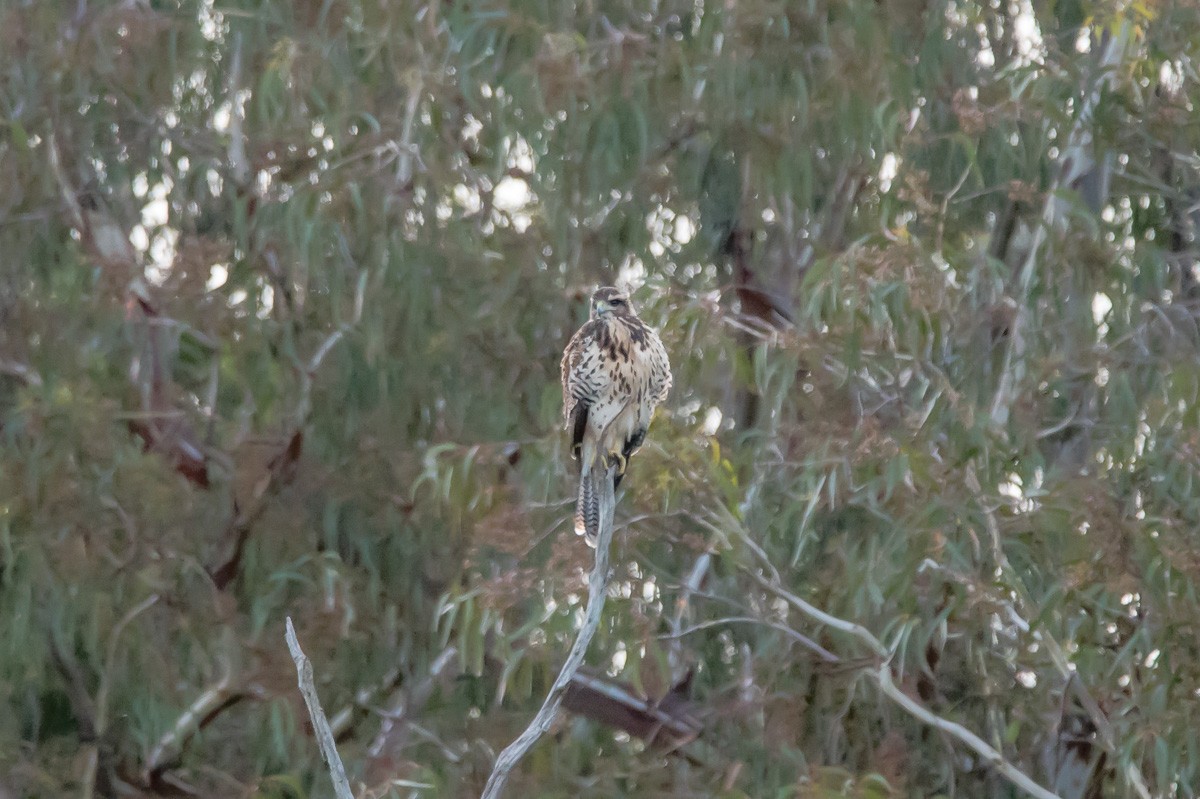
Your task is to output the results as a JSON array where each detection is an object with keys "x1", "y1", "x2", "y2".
[{"x1": 590, "y1": 286, "x2": 635, "y2": 319}]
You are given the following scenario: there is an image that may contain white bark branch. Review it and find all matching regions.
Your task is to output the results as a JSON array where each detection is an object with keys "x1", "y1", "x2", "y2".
[
  {"x1": 734, "y1": 521, "x2": 1062, "y2": 799},
  {"x1": 293, "y1": 267, "x2": 366, "y2": 425},
  {"x1": 145, "y1": 669, "x2": 237, "y2": 777},
  {"x1": 480, "y1": 465, "x2": 618, "y2": 799},
  {"x1": 989, "y1": 23, "x2": 1131, "y2": 427},
  {"x1": 964, "y1": 464, "x2": 1151, "y2": 799},
  {"x1": 668, "y1": 551, "x2": 711, "y2": 675},
  {"x1": 366, "y1": 645, "x2": 460, "y2": 759},
  {"x1": 285, "y1": 618, "x2": 355, "y2": 799},
  {"x1": 0, "y1": 360, "x2": 43, "y2": 387},
  {"x1": 870, "y1": 667, "x2": 1060, "y2": 799}
]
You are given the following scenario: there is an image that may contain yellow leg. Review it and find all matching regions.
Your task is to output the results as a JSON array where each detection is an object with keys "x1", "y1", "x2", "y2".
[{"x1": 607, "y1": 450, "x2": 628, "y2": 476}]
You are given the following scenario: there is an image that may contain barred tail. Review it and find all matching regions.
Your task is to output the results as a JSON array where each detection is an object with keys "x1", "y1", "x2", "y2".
[{"x1": 575, "y1": 460, "x2": 602, "y2": 546}]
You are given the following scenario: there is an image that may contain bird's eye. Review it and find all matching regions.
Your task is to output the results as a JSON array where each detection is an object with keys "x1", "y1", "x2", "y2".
[{"x1": 611, "y1": 298, "x2": 625, "y2": 306}]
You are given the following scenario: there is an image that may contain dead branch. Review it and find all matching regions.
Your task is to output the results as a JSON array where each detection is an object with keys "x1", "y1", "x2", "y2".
[
  {"x1": 479, "y1": 464, "x2": 617, "y2": 799},
  {"x1": 285, "y1": 618, "x2": 354, "y2": 799}
]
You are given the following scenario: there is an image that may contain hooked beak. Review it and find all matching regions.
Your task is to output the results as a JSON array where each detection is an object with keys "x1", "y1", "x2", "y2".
[{"x1": 593, "y1": 299, "x2": 612, "y2": 316}]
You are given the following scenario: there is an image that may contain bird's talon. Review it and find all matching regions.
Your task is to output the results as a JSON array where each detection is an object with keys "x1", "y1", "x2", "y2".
[{"x1": 608, "y1": 452, "x2": 628, "y2": 476}]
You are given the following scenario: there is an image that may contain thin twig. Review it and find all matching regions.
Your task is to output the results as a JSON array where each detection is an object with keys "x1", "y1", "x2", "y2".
[
  {"x1": 366, "y1": 645, "x2": 459, "y2": 759},
  {"x1": 79, "y1": 594, "x2": 159, "y2": 799},
  {"x1": 46, "y1": 132, "x2": 85, "y2": 230},
  {"x1": 293, "y1": 267, "x2": 366, "y2": 424},
  {"x1": 47, "y1": 628, "x2": 99, "y2": 799},
  {"x1": 762, "y1": 575, "x2": 1060, "y2": 799},
  {"x1": 663, "y1": 615, "x2": 840, "y2": 664},
  {"x1": 669, "y1": 552, "x2": 712, "y2": 675},
  {"x1": 480, "y1": 465, "x2": 618, "y2": 799},
  {"x1": 565, "y1": 669, "x2": 703, "y2": 746},
  {"x1": 329, "y1": 663, "x2": 404, "y2": 741},
  {"x1": 396, "y1": 82, "x2": 422, "y2": 188},
  {"x1": 285, "y1": 618, "x2": 354, "y2": 799},
  {"x1": 736, "y1": 528, "x2": 887, "y2": 659},
  {"x1": 97, "y1": 595, "x2": 160, "y2": 737}
]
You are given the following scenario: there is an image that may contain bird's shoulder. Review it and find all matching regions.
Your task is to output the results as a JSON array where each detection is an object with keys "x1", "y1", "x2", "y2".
[
  {"x1": 628, "y1": 318, "x2": 671, "y2": 398},
  {"x1": 622, "y1": 318, "x2": 670, "y2": 374},
  {"x1": 562, "y1": 318, "x2": 608, "y2": 377},
  {"x1": 567, "y1": 318, "x2": 610, "y2": 354}
]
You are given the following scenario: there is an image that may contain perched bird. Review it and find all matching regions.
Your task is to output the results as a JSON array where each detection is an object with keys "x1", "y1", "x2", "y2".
[{"x1": 561, "y1": 286, "x2": 672, "y2": 544}]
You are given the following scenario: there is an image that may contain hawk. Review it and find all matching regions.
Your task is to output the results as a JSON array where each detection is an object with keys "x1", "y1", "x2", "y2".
[{"x1": 561, "y1": 287, "x2": 672, "y2": 544}]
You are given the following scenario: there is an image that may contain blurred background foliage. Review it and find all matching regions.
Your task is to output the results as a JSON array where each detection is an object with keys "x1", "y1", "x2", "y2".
[{"x1": 2, "y1": 0, "x2": 1200, "y2": 797}]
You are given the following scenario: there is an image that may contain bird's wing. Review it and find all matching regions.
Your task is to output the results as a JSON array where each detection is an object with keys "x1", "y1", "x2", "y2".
[
  {"x1": 562, "y1": 319, "x2": 608, "y2": 461},
  {"x1": 646, "y1": 326, "x2": 673, "y2": 405}
]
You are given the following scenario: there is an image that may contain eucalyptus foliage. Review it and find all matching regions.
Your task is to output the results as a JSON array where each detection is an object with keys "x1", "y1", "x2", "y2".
[{"x1": 3, "y1": 0, "x2": 1200, "y2": 797}]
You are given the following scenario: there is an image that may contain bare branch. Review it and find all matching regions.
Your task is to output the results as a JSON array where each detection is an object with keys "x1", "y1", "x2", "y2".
[
  {"x1": 668, "y1": 551, "x2": 711, "y2": 675},
  {"x1": 664, "y1": 616, "x2": 840, "y2": 665},
  {"x1": 224, "y1": 33, "x2": 250, "y2": 187},
  {"x1": 47, "y1": 629, "x2": 100, "y2": 799},
  {"x1": 964, "y1": 464, "x2": 1151, "y2": 799},
  {"x1": 480, "y1": 465, "x2": 617, "y2": 799},
  {"x1": 285, "y1": 618, "x2": 354, "y2": 799},
  {"x1": 761, "y1": 576, "x2": 1060, "y2": 799},
  {"x1": 0, "y1": 360, "x2": 43, "y2": 387},
  {"x1": 562, "y1": 670, "x2": 703, "y2": 751},
  {"x1": 145, "y1": 657, "x2": 245, "y2": 778},
  {"x1": 97, "y1": 594, "x2": 160, "y2": 737},
  {"x1": 733, "y1": 521, "x2": 1061, "y2": 799},
  {"x1": 48, "y1": 594, "x2": 158, "y2": 799},
  {"x1": 736, "y1": 527, "x2": 887, "y2": 659},
  {"x1": 293, "y1": 267, "x2": 366, "y2": 425},
  {"x1": 396, "y1": 83, "x2": 422, "y2": 188},
  {"x1": 367, "y1": 646, "x2": 459, "y2": 760},
  {"x1": 869, "y1": 666, "x2": 1059, "y2": 799},
  {"x1": 211, "y1": 265, "x2": 363, "y2": 587},
  {"x1": 46, "y1": 132, "x2": 84, "y2": 231},
  {"x1": 989, "y1": 23, "x2": 1131, "y2": 427}
]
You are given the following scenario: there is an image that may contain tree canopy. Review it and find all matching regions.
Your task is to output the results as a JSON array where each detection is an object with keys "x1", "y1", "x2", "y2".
[{"x1": 4, "y1": 1, "x2": 1200, "y2": 797}]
